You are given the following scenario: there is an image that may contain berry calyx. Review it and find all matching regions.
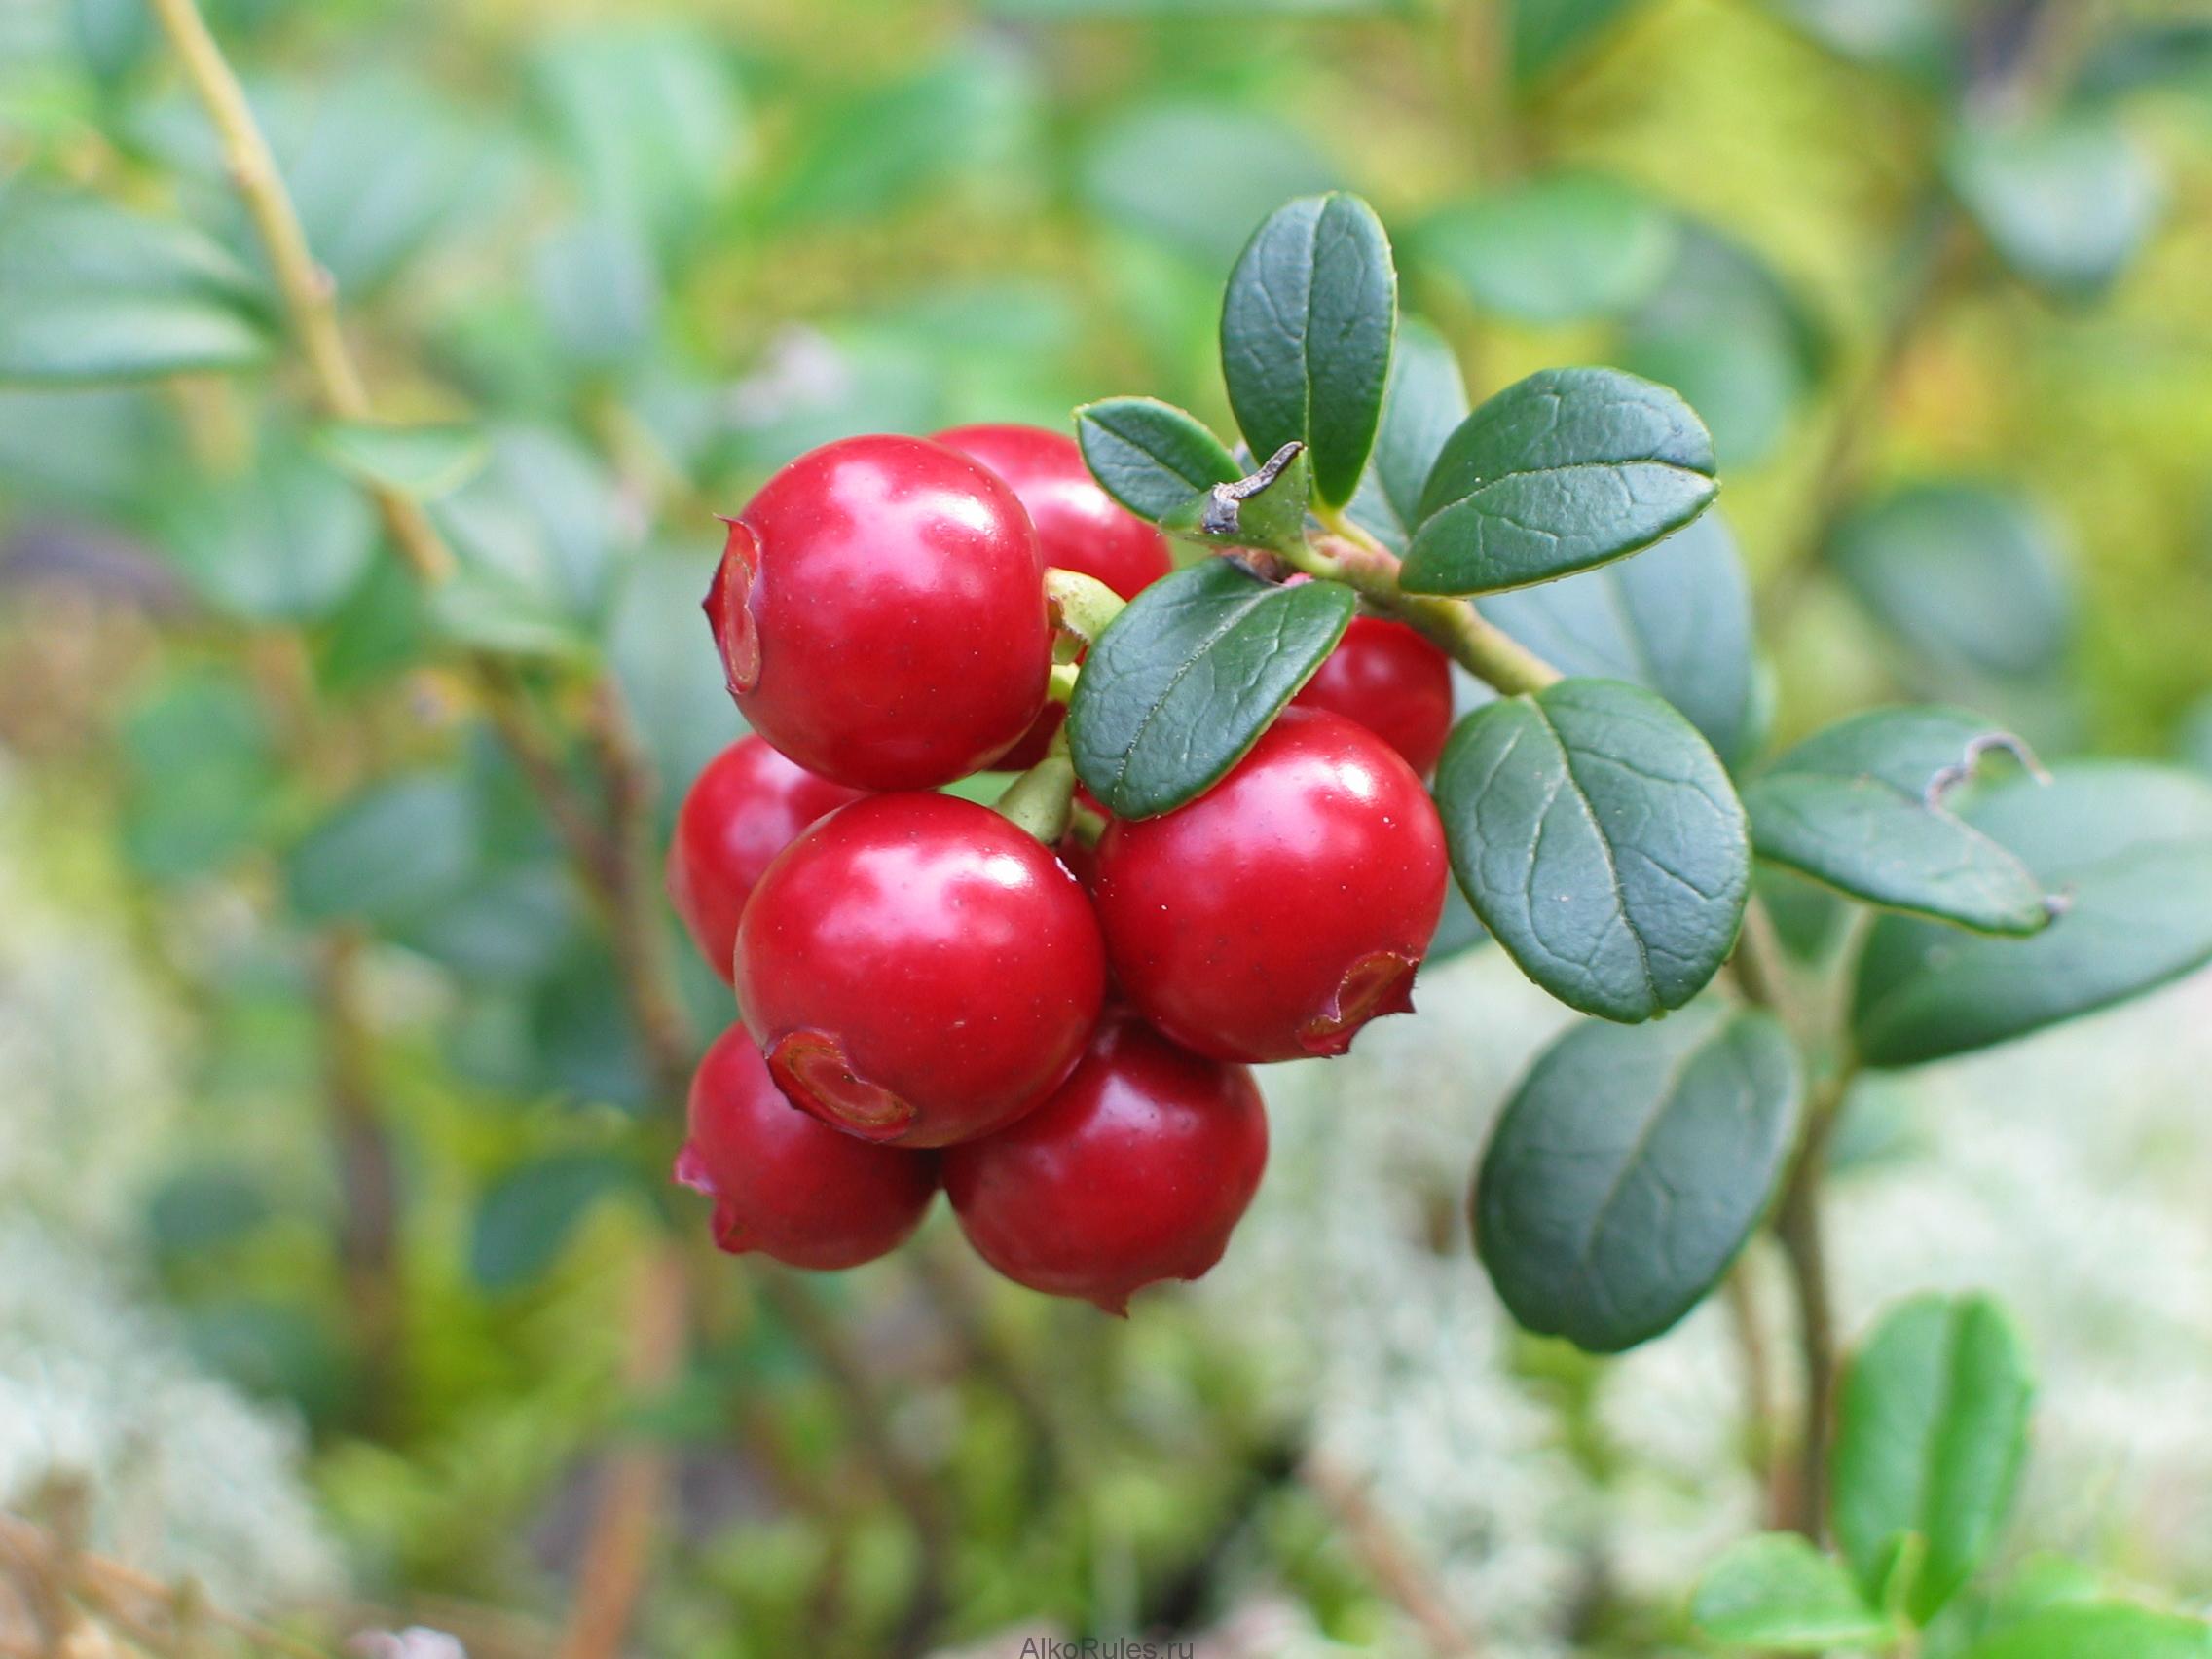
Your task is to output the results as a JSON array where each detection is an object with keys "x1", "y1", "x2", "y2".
[
  {"x1": 1291, "y1": 613, "x2": 1455, "y2": 778},
  {"x1": 943, "y1": 1008, "x2": 1267, "y2": 1314},
  {"x1": 1090, "y1": 706, "x2": 1448, "y2": 1063},
  {"x1": 665, "y1": 735, "x2": 864, "y2": 983},
  {"x1": 734, "y1": 793, "x2": 1108, "y2": 1147},
  {"x1": 675, "y1": 1024, "x2": 938, "y2": 1271},
  {"x1": 707, "y1": 434, "x2": 1052, "y2": 791}
]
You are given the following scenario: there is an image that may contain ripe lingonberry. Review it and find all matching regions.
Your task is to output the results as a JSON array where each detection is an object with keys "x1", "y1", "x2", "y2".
[
  {"x1": 1091, "y1": 707, "x2": 1448, "y2": 1063},
  {"x1": 666, "y1": 735, "x2": 864, "y2": 983},
  {"x1": 676, "y1": 1024, "x2": 939, "y2": 1270},
  {"x1": 707, "y1": 434, "x2": 1051, "y2": 790},
  {"x1": 1292, "y1": 614, "x2": 1455, "y2": 777},
  {"x1": 943, "y1": 1008, "x2": 1267, "y2": 1314},
  {"x1": 934, "y1": 424, "x2": 1172, "y2": 772},
  {"x1": 735, "y1": 793, "x2": 1107, "y2": 1147}
]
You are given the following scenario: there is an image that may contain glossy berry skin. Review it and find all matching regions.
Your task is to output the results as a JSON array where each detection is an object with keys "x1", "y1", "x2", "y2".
[
  {"x1": 935, "y1": 424, "x2": 1171, "y2": 771},
  {"x1": 1292, "y1": 615, "x2": 1455, "y2": 778},
  {"x1": 1092, "y1": 707, "x2": 1448, "y2": 1064},
  {"x1": 735, "y1": 793, "x2": 1108, "y2": 1148},
  {"x1": 707, "y1": 434, "x2": 1051, "y2": 791},
  {"x1": 676, "y1": 1024, "x2": 938, "y2": 1271},
  {"x1": 944, "y1": 1009, "x2": 1267, "y2": 1314},
  {"x1": 666, "y1": 736, "x2": 864, "y2": 983}
]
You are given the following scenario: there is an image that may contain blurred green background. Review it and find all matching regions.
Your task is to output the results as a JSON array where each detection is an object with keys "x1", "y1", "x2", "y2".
[{"x1": 3, "y1": 0, "x2": 2212, "y2": 1655}]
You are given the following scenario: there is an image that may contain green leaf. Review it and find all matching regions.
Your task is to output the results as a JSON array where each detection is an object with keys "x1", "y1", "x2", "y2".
[
  {"x1": 1745, "y1": 708, "x2": 2057, "y2": 934},
  {"x1": 1831, "y1": 1292, "x2": 2034, "y2": 1625},
  {"x1": 1476, "y1": 511, "x2": 1758, "y2": 765},
  {"x1": 1416, "y1": 173, "x2": 1677, "y2": 325},
  {"x1": 1691, "y1": 1533, "x2": 1899, "y2": 1651},
  {"x1": 165, "y1": 445, "x2": 377, "y2": 623},
  {"x1": 119, "y1": 669, "x2": 277, "y2": 884},
  {"x1": 285, "y1": 772, "x2": 481, "y2": 926},
  {"x1": 1346, "y1": 316, "x2": 1469, "y2": 553},
  {"x1": 1964, "y1": 1604, "x2": 2212, "y2": 1659},
  {"x1": 0, "y1": 189, "x2": 271, "y2": 383},
  {"x1": 389, "y1": 864, "x2": 579, "y2": 985},
  {"x1": 1067, "y1": 560, "x2": 1356, "y2": 819},
  {"x1": 1945, "y1": 111, "x2": 2164, "y2": 300},
  {"x1": 470, "y1": 1153, "x2": 637, "y2": 1292},
  {"x1": 71, "y1": 0, "x2": 152, "y2": 83},
  {"x1": 1433, "y1": 678, "x2": 1750, "y2": 1021},
  {"x1": 1853, "y1": 762, "x2": 2212, "y2": 1066},
  {"x1": 1827, "y1": 481, "x2": 2075, "y2": 684},
  {"x1": 1512, "y1": 0, "x2": 1645, "y2": 84},
  {"x1": 1773, "y1": 0, "x2": 1962, "y2": 81},
  {"x1": 2077, "y1": 23, "x2": 2212, "y2": 102},
  {"x1": 1404, "y1": 367, "x2": 1717, "y2": 595},
  {"x1": 532, "y1": 214, "x2": 661, "y2": 370},
  {"x1": 1220, "y1": 192, "x2": 1397, "y2": 507},
  {"x1": 1079, "y1": 102, "x2": 1339, "y2": 267},
  {"x1": 1075, "y1": 396, "x2": 1243, "y2": 522},
  {"x1": 1475, "y1": 1003, "x2": 1800, "y2": 1351},
  {"x1": 314, "y1": 421, "x2": 488, "y2": 502}
]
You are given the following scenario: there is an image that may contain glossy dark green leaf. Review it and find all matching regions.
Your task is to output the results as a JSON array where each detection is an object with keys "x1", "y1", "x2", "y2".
[
  {"x1": 1417, "y1": 173, "x2": 1677, "y2": 325},
  {"x1": 1346, "y1": 316, "x2": 1469, "y2": 554},
  {"x1": 1434, "y1": 679, "x2": 1750, "y2": 1020},
  {"x1": 1946, "y1": 112, "x2": 2164, "y2": 300},
  {"x1": 0, "y1": 190, "x2": 271, "y2": 383},
  {"x1": 1832, "y1": 1292, "x2": 2033, "y2": 1625},
  {"x1": 285, "y1": 772, "x2": 481, "y2": 926},
  {"x1": 1691, "y1": 1533, "x2": 1898, "y2": 1652},
  {"x1": 1067, "y1": 560, "x2": 1355, "y2": 819},
  {"x1": 1827, "y1": 482, "x2": 2074, "y2": 684},
  {"x1": 1745, "y1": 708, "x2": 2057, "y2": 934},
  {"x1": 314, "y1": 421, "x2": 488, "y2": 502},
  {"x1": 1476, "y1": 511, "x2": 1757, "y2": 765},
  {"x1": 1512, "y1": 0, "x2": 1645, "y2": 84},
  {"x1": 1079, "y1": 103, "x2": 1339, "y2": 267},
  {"x1": 1220, "y1": 192, "x2": 1396, "y2": 507},
  {"x1": 165, "y1": 445, "x2": 377, "y2": 623},
  {"x1": 1853, "y1": 762, "x2": 2212, "y2": 1066},
  {"x1": 1076, "y1": 396, "x2": 1243, "y2": 522},
  {"x1": 1476, "y1": 1003, "x2": 1799, "y2": 1351},
  {"x1": 471, "y1": 1153, "x2": 637, "y2": 1292},
  {"x1": 1964, "y1": 1604, "x2": 2212, "y2": 1659},
  {"x1": 1405, "y1": 367, "x2": 1717, "y2": 595}
]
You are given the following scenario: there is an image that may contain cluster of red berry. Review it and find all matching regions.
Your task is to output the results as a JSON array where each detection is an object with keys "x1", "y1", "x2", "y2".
[{"x1": 667, "y1": 426, "x2": 1454, "y2": 1312}]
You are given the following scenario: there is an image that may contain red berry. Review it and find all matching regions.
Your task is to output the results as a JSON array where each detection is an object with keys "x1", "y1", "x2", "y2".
[
  {"x1": 944, "y1": 1008, "x2": 1267, "y2": 1314},
  {"x1": 935, "y1": 424, "x2": 1172, "y2": 773},
  {"x1": 707, "y1": 435, "x2": 1052, "y2": 790},
  {"x1": 676, "y1": 1024, "x2": 938, "y2": 1271},
  {"x1": 932, "y1": 424, "x2": 1171, "y2": 602},
  {"x1": 666, "y1": 736, "x2": 864, "y2": 983},
  {"x1": 735, "y1": 793, "x2": 1108, "y2": 1147},
  {"x1": 1091, "y1": 707, "x2": 1448, "y2": 1063},
  {"x1": 1292, "y1": 615, "x2": 1455, "y2": 777}
]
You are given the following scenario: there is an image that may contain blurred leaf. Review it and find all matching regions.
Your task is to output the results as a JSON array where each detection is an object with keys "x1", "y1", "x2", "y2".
[
  {"x1": 988, "y1": 0, "x2": 1394, "y2": 12},
  {"x1": 0, "y1": 387, "x2": 172, "y2": 509},
  {"x1": 1853, "y1": 762, "x2": 2212, "y2": 1067},
  {"x1": 1692, "y1": 1533, "x2": 1897, "y2": 1650},
  {"x1": 388, "y1": 864, "x2": 579, "y2": 985},
  {"x1": 1945, "y1": 111, "x2": 2164, "y2": 300},
  {"x1": 1067, "y1": 561, "x2": 1355, "y2": 818},
  {"x1": 70, "y1": 0, "x2": 151, "y2": 83},
  {"x1": 2077, "y1": 23, "x2": 2212, "y2": 102},
  {"x1": 1476, "y1": 1003, "x2": 1800, "y2": 1350},
  {"x1": 471, "y1": 1153, "x2": 639, "y2": 1292},
  {"x1": 146, "y1": 1166, "x2": 274, "y2": 1260},
  {"x1": 1512, "y1": 0, "x2": 1646, "y2": 85},
  {"x1": 609, "y1": 547, "x2": 742, "y2": 813},
  {"x1": 120, "y1": 667, "x2": 277, "y2": 882},
  {"x1": 1745, "y1": 707, "x2": 2056, "y2": 934},
  {"x1": 1346, "y1": 316, "x2": 1469, "y2": 553},
  {"x1": 1081, "y1": 102, "x2": 1339, "y2": 266},
  {"x1": 1427, "y1": 878, "x2": 1489, "y2": 962},
  {"x1": 1075, "y1": 396, "x2": 1242, "y2": 521},
  {"x1": 315, "y1": 421, "x2": 488, "y2": 502},
  {"x1": 1832, "y1": 1292, "x2": 2032, "y2": 1624},
  {"x1": 532, "y1": 214, "x2": 661, "y2": 371},
  {"x1": 1827, "y1": 481, "x2": 2074, "y2": 683},
  {"x1": 434, "y1": 425, "x2": 624, "y2": 629},
  {"x1": 1619, "y1": 225, "x2": 1827, "y2": 467},
  {"x1": 286, "y1": 770, "x2": 480, "y2": 926},
  {"x1": 1477, "y1": 512, "x2": 1758, "y2": 764},
  {"x1": 1758, "y1": 866, "x2": 1853, "y2": 962},
  {"x1": 0, "y1": 187, "x2": 271, "y2": 383},
  {"x1": 1221, "y1": 192, "x2": 1396, "y2": 506},
  {"x1": 1417, "y1": 173, "x2": 1677, "y2": 324},
  {"x1": 1964, "y1": 1604, "x2": 2212, "y2": 1659},
  {"x1": 183, "y1": 1299, "x2": 350, "y2": 1426},
  {"x1": 1434, "y1": 679, "x2": 1750, "y2": 1020},
  {"x1": 165, "y1": 443, "x2": 378, "y2": 622},
  {"x1": 1771, "y1": 0, "x2": 1961, "y2": 81},
  {"x1": 528, "y1": 947, "x2": 653, "y2": 1111},
  {"x1": 1404, "y1": 367, "x2": 1717, "y2": 594},
  {"x1": 764, "y1": 44, "x2": 1036, "y2": 225},
  {"x1": 313, "y1": 556, "x2": 428, "y2": 693},
  {"x1": 534, "y1": 25, "x2": 743, "y2": 259}
]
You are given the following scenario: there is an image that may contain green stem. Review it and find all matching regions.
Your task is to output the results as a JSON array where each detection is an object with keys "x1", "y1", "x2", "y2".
[
  {"x1": 993, "y1": 737, "x2": 1076, "y2": 846},
  {"x1": 1046, "y1": 566, "x2": 1127, "y2": 645}
]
